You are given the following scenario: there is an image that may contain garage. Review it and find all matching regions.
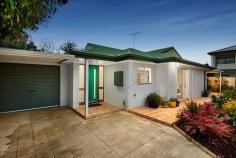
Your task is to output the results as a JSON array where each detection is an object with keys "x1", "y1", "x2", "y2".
[
  {"x1": 0, "y1": 48, "x2": 74, "y2": 113},
  {"x1": 0, "y1": 63, "x2": 60, "y2": 112}
]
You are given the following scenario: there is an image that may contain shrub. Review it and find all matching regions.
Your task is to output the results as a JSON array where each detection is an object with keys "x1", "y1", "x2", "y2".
[
  {"x1": 161, "y1": 98, "x2": 168, "y2": 107},
  {"x1": 202, "y1": 89, "x2": 208, "y2": 97},
  {"x1": 223, "y1": 100, "x2": 236, "y2": 127},
  {"x1": 185, "y1": 100, "x2": 199, "y2": 113},
  {"x1": 146, "y1": 93, "x2": 162, "y2": 108},
  {"x1": 223, "y1": 100, "x2": 236, "y2": 113},
  {"x1": 211, "y1": 95, "x2": 229, "y2": 109},
  {"x1": 222, "y1": 84, "x2": 234, "y2": 91},
  {"x1": 223, "y1": 89, "x2": 236, "y2": 100},
  {"x1": 178, "y1": 102, "x2": 233, "y2": 146}
]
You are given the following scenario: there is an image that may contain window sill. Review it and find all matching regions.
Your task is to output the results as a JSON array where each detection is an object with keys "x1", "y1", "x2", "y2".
[{"x1": 137, "y1": 83, "x2": 152, "y2": 85}]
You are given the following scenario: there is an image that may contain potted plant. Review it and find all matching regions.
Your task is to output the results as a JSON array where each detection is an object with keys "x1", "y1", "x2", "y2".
[
  {"x1": 146, "y1": 93, "x2": 162, "y2": 108},
  {"x1": 168, "y1": 98, "x2": 180, "y2": 108},
  {"x1": 161, "y1": 98, "x2": 168, "y2": 108}
]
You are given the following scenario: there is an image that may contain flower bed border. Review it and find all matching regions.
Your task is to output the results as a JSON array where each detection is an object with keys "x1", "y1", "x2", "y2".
[{"x1": 173, "y1": 122, "x2": 220, "y2": 158}]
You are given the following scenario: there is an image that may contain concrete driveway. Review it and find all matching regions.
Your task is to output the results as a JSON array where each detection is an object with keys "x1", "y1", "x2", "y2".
[{"x1": 0, "y1": 107, "x2": 210, "y2": 158}]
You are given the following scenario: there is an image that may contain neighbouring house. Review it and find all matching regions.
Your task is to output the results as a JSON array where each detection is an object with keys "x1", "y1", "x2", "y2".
[
  {"x1": 207, "y1": 45, "x2": 236, "y2": 92},
  {"x1": 0, "y1": 43, "x2": 212, "y2": 115}
]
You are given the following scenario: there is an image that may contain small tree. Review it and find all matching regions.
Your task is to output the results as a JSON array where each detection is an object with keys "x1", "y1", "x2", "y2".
[
  {"x1": 0, "y1": 0, "x2": 68, "y2": 40},
  {"x1": 60, "y1": 41, "x2": 77, "y2": 53},
  {"x1": 0, "y1": 32, "x2": 37, "y2": 50},
  {"x1": 39, "y1": 39, "x2": 57, "y2": 53},
  {"x1": 0, "y1": 0, "x2": 67, "y2": 50}
]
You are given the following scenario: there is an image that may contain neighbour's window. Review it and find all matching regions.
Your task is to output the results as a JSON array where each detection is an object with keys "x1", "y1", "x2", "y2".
[
  {"x1": 216, "y1": 55, "x2": 235, "y2": 64},
  {"x1": 137, "y1": 67, "x2": 152, "y2": 84}
]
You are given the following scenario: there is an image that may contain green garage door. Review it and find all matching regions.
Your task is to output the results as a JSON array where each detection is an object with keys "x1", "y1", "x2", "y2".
[{"x1": 0, "y1": 63, "x2": 60, "y2": 112}]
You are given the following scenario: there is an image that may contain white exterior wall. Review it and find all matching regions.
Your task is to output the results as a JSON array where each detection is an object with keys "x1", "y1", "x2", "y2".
[
  {"x1": 155, "y1": 63, "x2": 177, "y2": 99},
  {"x1": 189, "y1": 69, "x2": 205, "y2": 98},
  {"x1": 67, "y1": 64, "x2": 73, "y2": 107},
  {"x1": 66, "y1": 63, "x2": 80, "y2": 108},
  {"x1": 64, "y1": 59, "x2": 206, "y2": 110},
  {"x1": 211, "y1": 55, "x2": 215, "y2": 67},
  {"x1": 104, "y1": 62, "x2": 129, "y2": 108},
  {"x1": 60, "y1": 64, "x2": 68, "y2": 106},
  {"x1": 127, "y1": 62, "x2": 156, "y2": 108}
]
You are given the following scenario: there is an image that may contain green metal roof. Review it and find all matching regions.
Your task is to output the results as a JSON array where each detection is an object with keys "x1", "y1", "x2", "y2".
[
  {"x1": 208, "y1": 45, "x2": 236, "y2": 55},
  {"x1": 70, "y1": 43, "x2": 212, "y2": 69}
]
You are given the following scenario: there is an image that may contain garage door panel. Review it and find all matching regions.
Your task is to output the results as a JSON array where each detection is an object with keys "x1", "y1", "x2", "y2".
[{"x1": 0, "y1": 63, "x2": 60, "y2": 112}]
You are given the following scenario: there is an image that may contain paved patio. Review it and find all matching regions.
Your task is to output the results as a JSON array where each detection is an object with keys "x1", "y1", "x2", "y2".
[
  {"x1": 0, "y1": 107, "x2": 210, "y2": 158},
  {"x1": 74, "y1": 102, "x2": 122, "y2": 119},
  {"x1": 129, "y1": 97, "x2": 211, "y2": 126}
]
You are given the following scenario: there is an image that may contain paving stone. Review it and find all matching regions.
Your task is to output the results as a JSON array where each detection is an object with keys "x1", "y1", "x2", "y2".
[
  {"x1": 35, "y1": 144, "x2": 54, "y2": 158},
  {"x1": 0, "y1": 107, "x2": 211, "y2": 158},
  {"x1": 17, "y1": 146, "x2": 35, "y2": 158}
]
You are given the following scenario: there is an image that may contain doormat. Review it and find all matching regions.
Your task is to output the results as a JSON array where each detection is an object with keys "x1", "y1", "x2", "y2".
[{"x1": 89, "y1": 102, "x2": 102, "y2": 107}]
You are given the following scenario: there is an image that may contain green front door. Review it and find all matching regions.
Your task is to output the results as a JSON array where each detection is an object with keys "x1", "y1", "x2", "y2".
[{"x1": 89, "y1": 65, "x2": 99, "y2": 103}]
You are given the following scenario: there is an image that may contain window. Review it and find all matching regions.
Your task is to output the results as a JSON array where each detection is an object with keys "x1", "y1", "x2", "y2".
[
  {"x1": 137, "y1": 67, "x2": 152, "y2": 84},
  {"x1": 216, "y1": 55, "x2": 235, "y2": 64}
]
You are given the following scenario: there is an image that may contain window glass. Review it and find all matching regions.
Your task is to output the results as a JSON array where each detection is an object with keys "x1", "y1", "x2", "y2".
[
  {"x1": 226, "y1": 57, "x2": 235, "y2": 64},
  {"x1": 137, "y1": 67, "x2": 152, "y2": 84},
  {"x1": 99, "y1": 66, "x2": 104, "y2": 87},
  {"x1": 216, "y1": 58, "x2": 225, "y2": 64},
  {"x1": 79, "y1": 65, "x2": 85, "y2": 88},
  {"x1": 216, "y1": 55, "x2": 235, "y2": 64}
]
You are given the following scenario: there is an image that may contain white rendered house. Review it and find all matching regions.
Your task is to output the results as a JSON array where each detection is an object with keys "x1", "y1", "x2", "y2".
[{"x1": 0, "y1": 44, "x2": 212, "y2": 115}]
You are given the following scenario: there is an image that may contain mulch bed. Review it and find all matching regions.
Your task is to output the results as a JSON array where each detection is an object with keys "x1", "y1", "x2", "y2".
[{"x1": 177, "y1": 123, "x2": 236, "y2": 158}]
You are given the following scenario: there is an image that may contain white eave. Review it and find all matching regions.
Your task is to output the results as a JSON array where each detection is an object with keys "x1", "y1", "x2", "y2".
[{"x1": 0, "y1": 47, "x2": 75, "y2": 65}]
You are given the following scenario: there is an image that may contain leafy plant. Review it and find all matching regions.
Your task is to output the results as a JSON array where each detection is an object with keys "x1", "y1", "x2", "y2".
[
  {"x1": 223, "y1": 100, "x2": 236, "y2": 127},
  {"x1": 178, "y1": 102, "x2": 234, "y2": 146},
  {"x1": 201, "y1": 89, "x2": 208, "y2": 97},
  {"x1": 223, "y1": 100, "x2": 236, "y2": 112},
  {"x1": 146, "y1": 93, "x2": 162, "y2": 108},
  {"x1": 223, "y1": 89, "x2": 236, "y2": 100},
  {"x1": 161, "y1": 98, "x2": 168, "y2": 107},
  {"x1": 0, "y1": 0, "x2": 67, "y2": 47},
  {"x1": 211, "y1": 95, "x2": 229, "y2": 109},
  {"x1": 185, "y1": 100, "x2": 199, "y2": 113},
  {"x1": 222, "y1": 84, "x2": 234, "y2": 91}
]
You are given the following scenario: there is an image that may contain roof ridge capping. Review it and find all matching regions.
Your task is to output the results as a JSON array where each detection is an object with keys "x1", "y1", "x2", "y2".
[
  {"x1": 86, "y1": 43, "x2": 121, "y2": 51},
  {"x1": 147, "y1": 46, "x2": 182, "y2": 59},
  {"x1": 148, "y1": 46, "x2": 174, "y2": 52}
]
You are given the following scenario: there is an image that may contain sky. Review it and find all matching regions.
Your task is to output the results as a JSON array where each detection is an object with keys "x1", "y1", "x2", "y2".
[{"x1": 29, "y1": 0, "x2": 236, "y2": 64}]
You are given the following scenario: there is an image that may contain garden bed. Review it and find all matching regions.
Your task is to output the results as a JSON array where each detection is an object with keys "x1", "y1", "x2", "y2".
[
  {"x1": 176, "y1": 97, "x2": 236, "y2": 158},
  {"x1": 175, "y1": 122, "x2": 236, "y2": 158}
]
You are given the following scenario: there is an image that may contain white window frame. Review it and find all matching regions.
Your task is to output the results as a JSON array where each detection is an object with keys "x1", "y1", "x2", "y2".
[{"x1": 137, "y1": 67, "x2": 152, "y2": 85}]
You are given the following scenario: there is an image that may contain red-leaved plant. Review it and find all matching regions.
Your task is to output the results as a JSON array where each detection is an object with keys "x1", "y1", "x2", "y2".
[{"x1": 178, "y1": 102, "x2": 234, "y2": 146}]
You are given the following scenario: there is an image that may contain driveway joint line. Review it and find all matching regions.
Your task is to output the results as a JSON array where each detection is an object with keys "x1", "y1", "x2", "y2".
[
  {"x1": 87, "y1": 125, "x2": 122, "y2": 157},
  {"x1": 30, "y1": 121, "x2": 36, "y2": 158},
  {"x1": 16, "y1": 127, "x2": 19, "y2": 158},
  {"x1": 42, "y1": 112, "x2": 56, "y2": 158}
]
